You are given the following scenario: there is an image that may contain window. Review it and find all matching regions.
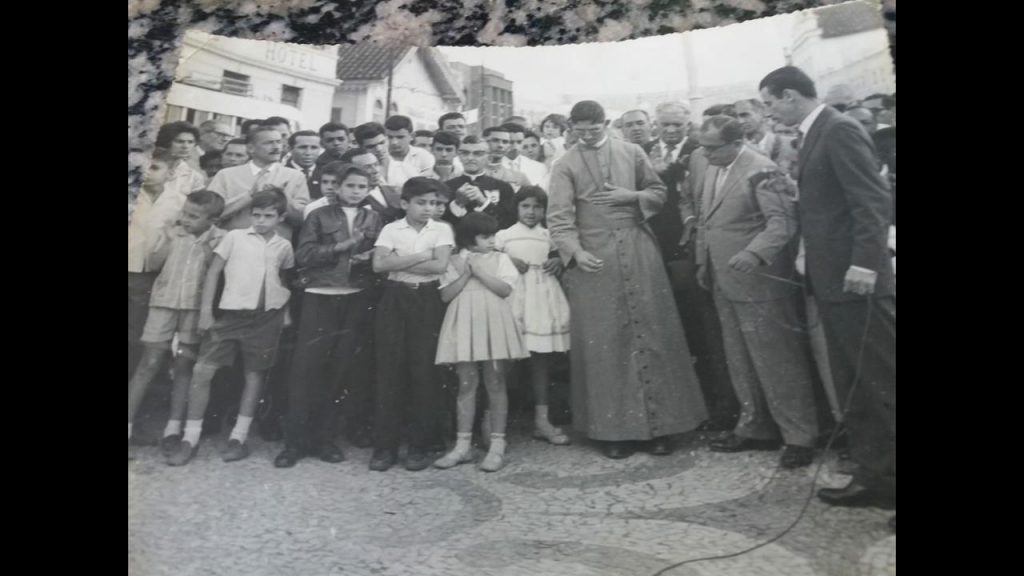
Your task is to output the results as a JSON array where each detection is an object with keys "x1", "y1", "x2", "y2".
[
  {"x1": 222, "y1": 71, "x2": 251, "y2": 96},
  {"x1": 281, "y1": 84, "x2": 302, "y2": 107}
]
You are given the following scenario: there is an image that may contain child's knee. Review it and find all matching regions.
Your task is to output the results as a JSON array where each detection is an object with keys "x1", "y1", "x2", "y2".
[{"x1": 191, "y1": 363, "x2": 219, "y2": 385}]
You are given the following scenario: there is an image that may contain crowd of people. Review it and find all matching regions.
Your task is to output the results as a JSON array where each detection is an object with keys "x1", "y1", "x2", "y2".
[{"x1": 128, "y1": 65, "x2": 895, "y2": 530}]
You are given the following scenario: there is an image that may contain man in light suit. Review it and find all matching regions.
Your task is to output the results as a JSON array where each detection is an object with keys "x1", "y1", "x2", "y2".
[
  {"x1": 694, "y1": 116, "x2": 819, "y2": 468},
  {"x1": 759, "y1": 67, "x2": 895, "y2": 517}
]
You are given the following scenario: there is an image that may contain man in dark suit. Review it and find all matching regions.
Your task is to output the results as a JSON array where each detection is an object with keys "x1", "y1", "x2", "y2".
[
  {"x1": 443, "y1": 136, "x2": 516, "y2": 230},
  {"x1": 693, "y1": 115, "x2": 819, "y2": 469},
  {"x1": 759, "y1": 67, "x2": 895, "y2": 516},
  {"x1": 646, "y1": 101, "x2": 738, "y2": 431}
]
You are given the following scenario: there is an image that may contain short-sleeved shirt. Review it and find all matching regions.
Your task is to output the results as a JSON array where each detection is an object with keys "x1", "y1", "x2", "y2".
[
  {"x1": 374, "y1": 217, "x2": 454, "y2": 283},
  {"x1": 214, "y1": 228, "x2": 294, "y2": 311}
]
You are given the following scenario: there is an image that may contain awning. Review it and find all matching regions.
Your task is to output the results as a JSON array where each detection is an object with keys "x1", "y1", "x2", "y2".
[{"x1": 166, "y1": 82, "x2": 302, "y2": 121}]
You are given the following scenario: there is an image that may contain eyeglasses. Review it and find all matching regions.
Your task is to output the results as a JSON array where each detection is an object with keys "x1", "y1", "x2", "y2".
[{"x1": 459, "y1": 150, "x2": 489, "y2": 157}]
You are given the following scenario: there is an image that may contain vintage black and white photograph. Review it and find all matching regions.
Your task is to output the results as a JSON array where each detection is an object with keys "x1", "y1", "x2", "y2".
[{"x1": 128, "y1": 2, "x2": 895, "y2": 574}]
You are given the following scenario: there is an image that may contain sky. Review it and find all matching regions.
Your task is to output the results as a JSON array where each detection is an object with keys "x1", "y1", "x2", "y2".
[{"x1": 439, "y1": 12, "x2": 797, "y2": 109}]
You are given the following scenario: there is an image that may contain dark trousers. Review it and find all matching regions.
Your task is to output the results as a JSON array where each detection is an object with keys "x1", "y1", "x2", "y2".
[
  {"x1": 285, "y1": 290, "x2": 376, "y2": 452},
  {"x1": 128, "y1": 272, "x2": 156, "y2": 379},
  {"x1": 667, "y1": 257, "x2": 739, "y2": 424},
  {"x1": 373, "y1": 285, "x2": 442, "y2": 453},
  {"x1": 819, "y1": 296, "x2": 896, "y2": 494}
]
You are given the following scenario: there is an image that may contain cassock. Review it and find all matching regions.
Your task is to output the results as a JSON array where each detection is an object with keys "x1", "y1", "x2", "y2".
[{"x1": 547, "y1": 137, "x2": 707, "y2": 441}]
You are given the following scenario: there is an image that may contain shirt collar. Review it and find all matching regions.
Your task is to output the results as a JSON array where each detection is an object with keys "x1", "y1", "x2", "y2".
[
  {"x1": 248, "y1": 161, "x2": 279, "y2": 176},
  {"x1": 798, "y1": 103, "x2": 827, "y2": 137},
  {"x1": 245, "y1": 226, "x2": 280, "y2": 242}
]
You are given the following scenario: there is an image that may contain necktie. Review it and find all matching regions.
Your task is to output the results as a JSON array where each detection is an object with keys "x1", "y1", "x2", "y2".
[
  {"x1": 252, "y1": 167, "x2": 270, "y2": 194},
  {"x1": 713, "y1": 167, "x2": 728, "y2": 200},
  {"x1": 664, "y1": 143, "x2": 676, "y2": 162}
]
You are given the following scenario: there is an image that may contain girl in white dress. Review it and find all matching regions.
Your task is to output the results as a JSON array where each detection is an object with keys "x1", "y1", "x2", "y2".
[
  {"x1": 495, "y1": 187, "x2": 572, "y2": 445},
  {"x1": 435, "y1": 213, "x2": 528, "y2": 472}
]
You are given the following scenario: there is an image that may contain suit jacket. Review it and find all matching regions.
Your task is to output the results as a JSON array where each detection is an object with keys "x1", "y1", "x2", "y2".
[
  {"x1": 286, "y1": 159, "x2": 317, "y2": 198},
  {"x1": 364, "y1": 185, "x2": 404, "y2": 225},
  {"x1": 796, "y1": 106, "x2": 894, "y2": 302},
  {"x1": 643, "y1": 137, "x2": 700, "y2": 261},
  {"x1": 695, "y1": 147, "x2": 800, "y2": 302},
  {"x1": 443, "y1": 174, "x2": 517, "y2": 229}
]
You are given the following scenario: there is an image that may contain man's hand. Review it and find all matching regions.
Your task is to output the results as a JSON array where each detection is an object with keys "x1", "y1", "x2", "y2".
[
  {"x1": 458, "y1": 183, "x2": 486, "y2": 204},
  {"x1": 573, "y1": 250, "x2": 604, "y2": 273},
  {"x1": 590, "y1": 183, "x2": 638, "y2": 206},
  {"x1": 843, "y1": 266, "x2": 877, "y2": 295},
  {"x1": 728, "y1": 250, "x2": 762, "y2": 273},
  {"x1": 696, "y1": 264, "x2": 710, "y2": 290}
]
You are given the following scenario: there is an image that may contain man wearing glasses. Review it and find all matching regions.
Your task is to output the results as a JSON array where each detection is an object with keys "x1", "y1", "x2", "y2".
[
  {"x1": 188, "y1": 120, "x2": 235, "y2": 176},
  {"x1": 442, "y1": 135, "x2": 516, "y2": 229},
  {"x1": 547, "y1": 100, "x2": 708, "y2": 460}
]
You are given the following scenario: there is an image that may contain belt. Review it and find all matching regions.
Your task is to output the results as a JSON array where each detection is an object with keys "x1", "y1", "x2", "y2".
[{"x1": 383, "y1": 280, "x2": 439, "y2": 290}]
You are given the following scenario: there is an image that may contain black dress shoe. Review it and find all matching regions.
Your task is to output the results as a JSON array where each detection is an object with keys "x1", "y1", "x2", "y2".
[
  {"x1": 260, "y1": 418, "x2": 284, "y2": 442},
  {"x1": 318, "y1": 443, "x2": 346, "y2": 464},
  {"x1": 645, "y1": 436, "x2": 674, "y2": 456},
  {"x1": 601, "y1": 441, "x2": 635, "y2": 459},
  {"x1": 709, "y1": 434, "x2": 780, "y2": 453},
  {"x1": 818, "y1": 482, "x2": 895, "y2": 510},
  {"x1": 404, "y1": 450, "x2": 433, "y2": 472},
  {"x1": 780, "y1": 445, "x2": 815, "y2": 468},
  {"x1": 888, "y1": 515, "x2": 896, "y2": 532},
  {"x1": 369, "y1": 449, "x2": 397, "y2": 472},
  {"x1": 274, "y1": 447, "x2": 304, "y2": 468}
]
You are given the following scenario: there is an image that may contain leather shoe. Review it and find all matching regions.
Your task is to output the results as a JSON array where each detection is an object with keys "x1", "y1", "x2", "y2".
[
  {"x1": 780, "y1": 445, "x2": 815, "y2": 469},
  {"x1": 601, "y1": 441, "x2": 635, "y2": 459},
  {"x1": 274, "y1": 447, "x2": 304, "y2": 468},
  {"x1": 709, "y1": 434, "x2": 780, "y2": 453},
  {"x1": 319, "y1": 443, "x2": 346, "y2": 464},
  {"x1": 369, "y1": 449, "x2": 397, "y2": 472},
  {"x1": 404, "y1": 450, "x2": 433, "y2": 472},
  {"x1": 817, "y1": 482, "x2": 895, "y2": 510}
]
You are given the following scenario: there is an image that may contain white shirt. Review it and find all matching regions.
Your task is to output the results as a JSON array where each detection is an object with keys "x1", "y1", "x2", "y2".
[
  {"x1": 341, "y1": 206, "x2": 359, "y2": 232},
  {"x1": 385, "y1": 146, "x2": 436, "y2": 188},
  {"x1": 374, "y1": 217, "x2": 454, "y2": 283},
  {"x1": 214, "y1": 228, "x2": 294, "y2": 311},
  {"x1": 798, "y1": 103, "x2": 827, "y2": 138}
]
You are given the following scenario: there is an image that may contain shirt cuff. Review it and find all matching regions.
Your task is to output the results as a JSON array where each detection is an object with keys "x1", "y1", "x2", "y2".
[{"x1": 849, "y1": 265, "x2": 878, "y2": 279}]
